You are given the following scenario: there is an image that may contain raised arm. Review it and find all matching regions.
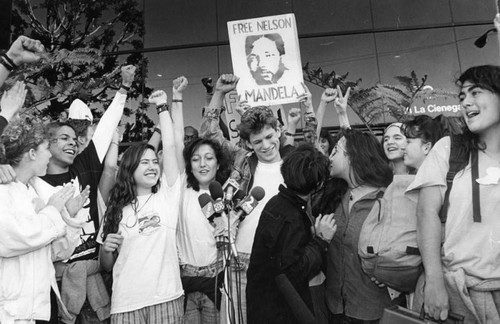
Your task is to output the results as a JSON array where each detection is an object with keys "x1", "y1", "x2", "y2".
[
  {"x1": 149, "y1": 90, "x2": 179, "y2": 186},
  {"x1": 333, "y1": 85, "x2": 351, "y2": 130},
  {"x1": 92, "y1": 65, "x2": 135, "y2": 162},
  {"x1": 0, "y1": 36, "x2": 44, "y2": 87},
  {"x1": 315, "y1": 87, "x2": 337, "y2": 134},
  {"x1": 200, "y1": 74, "x2": 243, "y2": 155},
  {"x1": 417, "y1": 186, "x2": 449, "y2": 321},
  {"x1": 99, "y1": 130, "x2": 120, "y2": 206},
  {"x1": 283, "y1": 107, "x2": 301, "y2": 147},
  {"x1": 171, "y1": 76, "x2": 188, "y2": 171}
]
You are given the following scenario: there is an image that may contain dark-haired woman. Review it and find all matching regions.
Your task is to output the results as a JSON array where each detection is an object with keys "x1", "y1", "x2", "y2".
[
  {"x1": 247, "y1": 144, "x2": 337, "y2": 324},
  {"x1": 178, "y1": 138, "x2": 230, "y2": 324},
  {"x1": 167, "y1": 75, "x2": 231, "y2": 324},
  {"x1": 99, "y1": 91, "x2": 183, "y2": 323},
  {"x1": 409, "y1": 65, "x2": 500, "y2": 323},
  {"x1": 325, "y1": 128, "x2": 394, "y2": 323}
]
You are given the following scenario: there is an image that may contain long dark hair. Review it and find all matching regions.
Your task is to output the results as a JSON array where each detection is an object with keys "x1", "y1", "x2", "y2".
[
  {"x1": 102, "y1": 143, "x2": 159, "y2": 240},
  {"x1": 455, "y1": 65, "x2": 500, "y2": 172},
  {"x1": 183, "y1": 138, "x2": 230, "y2": 191},
  {"x1": 338, "y1": 128, "x2": 393, "y2": 188}
]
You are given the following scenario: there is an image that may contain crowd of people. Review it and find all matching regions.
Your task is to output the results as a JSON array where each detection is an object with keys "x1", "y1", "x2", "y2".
[{"x1": 0, "y1": 20, "x2": 500, "y2": 324}]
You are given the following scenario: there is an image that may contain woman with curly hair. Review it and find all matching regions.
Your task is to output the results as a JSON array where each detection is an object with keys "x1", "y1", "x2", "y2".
[
  {"x1": 99, "y1": 89, "x2": 183, "y2": 323},
  {"x1": 0, "y1": 117, "x2": 86, "y2": 324}
]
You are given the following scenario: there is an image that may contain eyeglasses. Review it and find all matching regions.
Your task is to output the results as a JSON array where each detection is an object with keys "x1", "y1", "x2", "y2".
[{"x1": 51, "y1": 134, "x2": 78, "y2": 146}]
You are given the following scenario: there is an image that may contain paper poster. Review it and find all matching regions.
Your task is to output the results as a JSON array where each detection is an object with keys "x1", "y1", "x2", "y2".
[{"x1": 227, "y1": 13, "x2": 304, "y2": 107}]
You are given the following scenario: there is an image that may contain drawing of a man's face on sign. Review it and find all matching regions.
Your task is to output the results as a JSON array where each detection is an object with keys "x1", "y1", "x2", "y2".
[{"x1": 245, "y1": 33, "x2": 288, "y2": 85}]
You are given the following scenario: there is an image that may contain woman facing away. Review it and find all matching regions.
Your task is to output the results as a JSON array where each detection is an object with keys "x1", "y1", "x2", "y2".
[
  {"x1": 0, "y1": 117, "x2": 87, "y2": 324},
  {"x1": 99, "y1": 91, "x2": 184, "y2": 323},
  {"x1": 325, "y1": 128, "x2": 393, "y2": 323},
  {"x1": 409, "y1": 65, "x2": 500, "y2": 323}
]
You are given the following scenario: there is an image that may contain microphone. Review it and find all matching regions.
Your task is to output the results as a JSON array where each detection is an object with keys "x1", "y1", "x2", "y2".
[
  {"x1": 232, "y1": 190, "x2": 246, "y2": 206},
  {"x1": 223, "y1": 171, "x2": 241, "y2": 203},
  {"x1": 198, "y1": 193, "x2": 215, "y2": 221},
  {"x1": 234, "y1": 186, "x2": 266, "y2": 221},
  {"x1": 209, "y1": 181, "x2": 225, "y2": 215}
]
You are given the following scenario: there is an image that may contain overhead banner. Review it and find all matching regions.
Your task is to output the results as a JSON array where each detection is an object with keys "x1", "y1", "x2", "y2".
[{"x1": 227, "y1": 13, "x2": 304, "y2": 107}]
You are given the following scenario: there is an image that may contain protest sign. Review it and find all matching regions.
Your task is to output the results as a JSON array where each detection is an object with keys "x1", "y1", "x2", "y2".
[
  {"x1": 227, "y1": 13, "x2": 304, "y2": 107},
  {"x1": 224, "y1": 91, "x2": 288, "y2": 145}
]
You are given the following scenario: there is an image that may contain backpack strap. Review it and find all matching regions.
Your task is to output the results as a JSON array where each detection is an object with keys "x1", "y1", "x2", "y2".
[
  {"x1": 439, "y1": 136, "x2": 481, "y2": 223},
  {"x1": 366, "y1": 190, "x2": 384, "y2": 254},
  {"x1": 470, "y1": 149, "x2": 481, "y2": 222}
]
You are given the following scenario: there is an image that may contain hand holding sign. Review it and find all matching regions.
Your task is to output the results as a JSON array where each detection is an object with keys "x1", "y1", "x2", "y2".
[
  {"x1": 287, "y1": 107, "x2": 301, "y2": 126},
  {"x1": 235, "y1": 99, "x2": 251, "y2": 116},
  {"x1": 215, "y1": 74, "x2": 240, "y2": 95}
]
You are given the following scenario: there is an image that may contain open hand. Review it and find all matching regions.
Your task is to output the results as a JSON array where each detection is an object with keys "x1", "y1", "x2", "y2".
[
  {"x1": 65, "y1": 185, "x2": 90, "y2": 218},
  {"x1": 1, "y1": 81, "x2": 27, "y2": 121},
  {"x1": 47, "y1": 185, "x2": 76, "y2": 213},
  {"x1": 121, "y1": 65, "x2": 136, "y2": 87}
]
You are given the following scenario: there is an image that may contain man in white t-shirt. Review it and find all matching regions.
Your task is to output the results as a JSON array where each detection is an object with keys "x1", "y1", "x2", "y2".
[{"x1": 200, "y1": 74, "x2": 295, "y2": 323}]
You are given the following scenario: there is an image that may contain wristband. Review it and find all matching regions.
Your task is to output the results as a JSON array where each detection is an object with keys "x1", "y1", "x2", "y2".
[
  {"x1": 154, "y1": 127, "x2": 161, "y2": 134},
  {"x1": 172, "y1": 99, "x2": 183, "y2": 103},
  {"x1": 120, "y1": 84, "x2": 131, "y2": 92},
  {"x1": 0, "y1": 58, "x2": 13, "y2": 72},
  {"x1": 111, "y1": 142, "x2": 119, "y2": 146},
  {"x1": 156, "y1": 103, "x2": 169, "y2": 114},
  {"x1": 284, "y1": 131, "x2": 295, "y2": 137},
  {"x1": 1, "y1": 53, "x2": 18, "y2": 70}
]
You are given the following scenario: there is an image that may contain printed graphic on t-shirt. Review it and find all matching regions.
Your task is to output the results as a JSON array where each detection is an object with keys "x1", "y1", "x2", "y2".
[{"x1": 138, "y1": 212, "x2": 161, "y2": 235}]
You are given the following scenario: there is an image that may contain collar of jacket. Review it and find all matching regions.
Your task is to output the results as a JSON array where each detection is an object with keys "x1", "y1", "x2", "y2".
[{"x1": 277, "y1": 184, "x2": 308, "y2": 211}]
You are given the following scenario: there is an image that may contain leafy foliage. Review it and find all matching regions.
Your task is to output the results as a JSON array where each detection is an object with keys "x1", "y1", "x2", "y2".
[
  {"x1": 7, "y1": 0, "x2": 155, "y2": 142},
  {"x1": 303, "y1": 64, "x2": 457, "y2": 130}
]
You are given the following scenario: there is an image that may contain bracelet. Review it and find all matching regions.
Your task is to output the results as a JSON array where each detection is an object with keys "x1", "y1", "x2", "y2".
[
  {"x1": 156, "y1": 103, "x2": 169, "y2": 114},
  {"x1": 0, "y1": 58, "x2": 13, "y2": 72},
  {"x1": 1, "y1": 53, "x2": 18, "y2": 70},
  {"x1": 111, "y1": 142, "x2": 119, "y2": 146},
  {"x1": 284, "y1": 131, "x2": 295, "y2": 137},
  {"x1": 120, "y1": 84, "x2": 131, "y2": 92},
  {"x1": 154, "y1": 127, "x2": 161, "y2": 134},
  {"x1": 172, "y1": 99, "x2": 183, "y2": 103}
]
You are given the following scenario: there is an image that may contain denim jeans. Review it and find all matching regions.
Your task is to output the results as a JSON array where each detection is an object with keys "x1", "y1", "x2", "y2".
[{"x1": 183, "y1": 292, "x2": 219, "y2": 324}]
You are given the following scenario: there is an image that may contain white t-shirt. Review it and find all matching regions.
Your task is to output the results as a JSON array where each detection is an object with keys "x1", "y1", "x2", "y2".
[
  {"x1": 408, "y1": 136, "x2": 500, "y2": 279},
  {"x1": 236, "y1": 160, "x2": 283, "y2": 254},
  {"x1": 177, "y1": 174, "x2": 218, "y2": 267},
  {"x1": 99, "y1": 174, "x2": 183, "y2": 314}
]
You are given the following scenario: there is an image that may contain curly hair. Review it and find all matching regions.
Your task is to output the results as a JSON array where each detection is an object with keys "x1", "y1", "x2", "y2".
[
  {"x1": 402, "y1": 115, "x2": 444, "y2": 146},
  {"x1": 0, "y1": 117, "x2": 47, "y2": 166},
  {"x1": 237, "y1": 106, "x2": 278, "y2": 142},
  {"x1": 183, "y1": 138, "x2": 230, "y2": 191},
  {"x1": 336, "y1": 128, "x2": 393, "y2": 188},
  {"x1": 102, "y1": 143, "x2": 159, "y2": 240}
]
